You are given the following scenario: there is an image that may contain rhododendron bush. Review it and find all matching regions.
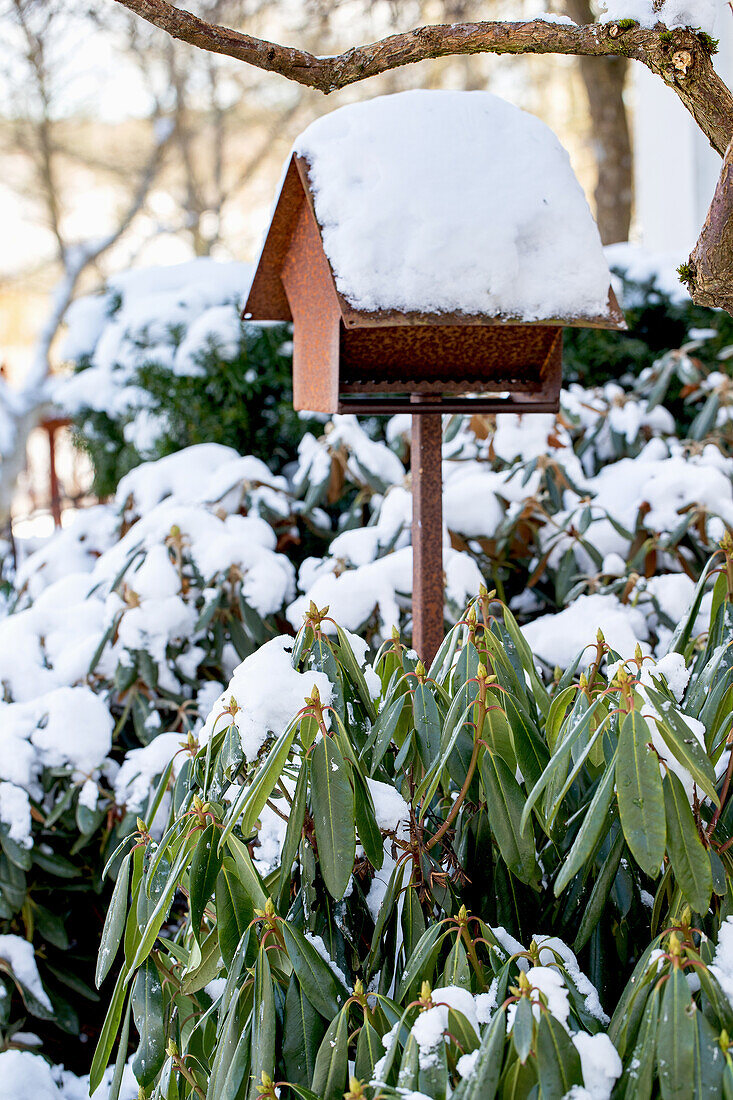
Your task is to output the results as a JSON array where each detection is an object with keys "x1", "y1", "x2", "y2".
[
  {"x1": 1, "y1": 263, "x2": 733, "y2": 1094},
  {"x1": 90, "y1": 578, "x2": 733, "y2": 1099}
]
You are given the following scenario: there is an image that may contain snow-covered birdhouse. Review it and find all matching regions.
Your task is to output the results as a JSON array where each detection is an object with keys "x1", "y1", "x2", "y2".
[{"x1": 244, "y1": 90, "x2": 625, "y2": 415}]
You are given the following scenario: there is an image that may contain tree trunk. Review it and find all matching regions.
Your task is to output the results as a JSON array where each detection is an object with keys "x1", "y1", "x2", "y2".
[{"x1": 566, "y1": 0, "x2": 633, "y2": 244}]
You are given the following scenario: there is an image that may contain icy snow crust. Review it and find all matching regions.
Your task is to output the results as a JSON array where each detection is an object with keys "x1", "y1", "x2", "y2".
[{"x1": 294, "y1": 90, "x2": 612, "y2": 321}]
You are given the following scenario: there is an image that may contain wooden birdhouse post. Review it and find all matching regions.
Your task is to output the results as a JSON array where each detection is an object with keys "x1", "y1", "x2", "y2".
[{"x1": 245, "y1": 90, "x2": 625, "y2": 663}]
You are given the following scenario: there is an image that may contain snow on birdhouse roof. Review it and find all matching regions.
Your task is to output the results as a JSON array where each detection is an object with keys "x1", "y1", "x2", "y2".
[{"x1": 282, "y1": 89, "x2": 616, "y2": 325}]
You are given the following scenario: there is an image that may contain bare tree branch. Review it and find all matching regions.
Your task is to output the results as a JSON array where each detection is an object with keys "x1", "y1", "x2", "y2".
[{"x1": 112, "y1": 1, "x2": 733, "y2": 155}]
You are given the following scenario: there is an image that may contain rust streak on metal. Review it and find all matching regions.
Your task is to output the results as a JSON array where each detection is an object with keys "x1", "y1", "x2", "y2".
[{"x1": 412, "y1": 399, "x2": 445, "y2": 665}]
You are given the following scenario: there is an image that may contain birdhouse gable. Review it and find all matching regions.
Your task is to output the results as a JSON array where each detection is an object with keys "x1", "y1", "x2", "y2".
[{"x1": 244, "y1": 90, "x2": 626, "y2": 414}]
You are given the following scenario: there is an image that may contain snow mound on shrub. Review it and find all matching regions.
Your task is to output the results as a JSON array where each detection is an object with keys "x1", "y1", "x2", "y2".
[
  {"x1": 200, "y1": 635, "x2": 333, "y2": 758},
  {"x1": 0, "y1": 1049, "x2": 138, "y2": 1100}
]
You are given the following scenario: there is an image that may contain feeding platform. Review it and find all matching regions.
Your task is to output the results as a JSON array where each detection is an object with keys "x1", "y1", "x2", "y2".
[{"x1": 244, "y1": 90, "x2": 625, "y2": 658}]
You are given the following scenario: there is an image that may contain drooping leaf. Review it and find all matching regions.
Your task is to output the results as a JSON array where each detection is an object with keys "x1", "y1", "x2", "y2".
[
  {"x1": 657, "y1": 966, "x2": 695, "y2": 1100},
  {"x1": 216, "y1": 858, "x2": 254, "y2": 969},
  {"x1": 283, "y1": 975, "x2": 327, "y2": 1086},
  {"x1": 554, "y1": 753, "x2": 617, "y2": 896},
  {"x1": 481, "y1": 750, "x2": 537, "y2": 885},
  {"x1": 617, "y1": 710, "x2": 666, "y2": 878},
  {"x1": 535, "y1": 1010, "x2": 583, "y2": 1098},
  {"x1": 248, "y1": 946, "x2": 275, "y2": 1100},
  {"x1": 663, "y1": 771, "x2": 713, "y2": 914},
  {"x1": 132, "y1": 958, "x2": 166, "y2": 1088},
  {"x1": 189, "y1": 821, "x2": 223, "y2": 942},
  {"x1": 310, "y1": 1006, "x2": 349, "y2": 1100},
  {"x1": 280, "y1": 920, "x2": 349, "y2": 1020},
  {"x1": 310, "y1": 734, "x2": 355, "y2": 899},
  {"x1": 96, "y1": 850, "x2": 131, "y2": 988},
  {"x1": 452, "y1": 1006, "x2": 506, "y2": 1100}
]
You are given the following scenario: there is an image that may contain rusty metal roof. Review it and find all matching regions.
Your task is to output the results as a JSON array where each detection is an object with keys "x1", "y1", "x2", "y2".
[{"x1": 244, "y1": 153, "x2": 625, "y2": 331}]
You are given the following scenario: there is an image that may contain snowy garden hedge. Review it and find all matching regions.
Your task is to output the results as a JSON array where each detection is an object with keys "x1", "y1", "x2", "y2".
[{"x1": 3, "y1": 257, "x2": 733, "y2": 1094}]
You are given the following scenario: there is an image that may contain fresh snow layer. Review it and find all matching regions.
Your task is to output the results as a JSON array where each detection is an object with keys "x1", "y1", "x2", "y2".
[
  {"x1": 599, "y1": 0, "x2": 719, "y2": 33},
  {"x1": 571, "y1": 1033, "x2": 623, "y2": 1100},
  {"x1": 293, "y1": 90, "x2": 612, "y2": 321},
  {"x1": 0, "y1": 1050, "x2": 138, "y2": 1100},
  {"x1": 522, "y1": 593, "x2": 649, "y2": 670},
  {"x1": 0, "y1": 936, "x2": 52, "y2": 1011},
  {"x1": 199, "y1": 636, "x2": 333, "y2": 759},
  {"x1": 711, "y1": 917, "x2": 733, "y2": 1005}
]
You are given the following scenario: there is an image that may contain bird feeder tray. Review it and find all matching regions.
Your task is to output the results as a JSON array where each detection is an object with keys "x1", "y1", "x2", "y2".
[{"x1": 244, "y1": 155, "x2": 625, "y2": 416}]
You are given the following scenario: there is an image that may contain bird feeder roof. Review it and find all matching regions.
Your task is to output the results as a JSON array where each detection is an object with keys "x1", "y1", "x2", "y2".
[{"x1": 246, "y1": 89, "x2": 624, "y2": 331}]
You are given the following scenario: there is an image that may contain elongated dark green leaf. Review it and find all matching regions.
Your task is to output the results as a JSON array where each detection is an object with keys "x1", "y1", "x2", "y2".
[
  {"x1": 132, "y1": 958, "x2": 166, "y2": 1088},
  {"x1": 418, "y1": 1032, "x2": 449, "y2": 1098},
  {"x1": 443, "y1": 936, "x2": 470, "y2": 990},
  {"x1": 218, "y1": 720, "x2": 298, "y2": 851},
  {"x1": 413, "y1": 682, "x2": 442, "y2": 767},
  {"x1": 277, "y1": 761, "x2": 308, "y2": 913},
  {"x1": 397, "y1": 921, "x2": 448, "y2": 1000},
  {"x1": 536, "y1": 1011, "x2": 582, "y2": 1098},
  {"x1": 481, "y1": 751, "x2": 537, "y2": 885},
  {"x1": 106, "y1": 990, "x2": 132, "y2": 1100},
  {"x1": 311, "y1": 1006, "x2": 349, "y2": 1100},
  {"x1": 189, "y1": 821, "x2": 223, "y2": 941},
  {"x1": 620, "y1": 986, "x2": 660, "y2": 1100},
  {"x1": 663, "y1": 771, "x2": 712, "y2": 913},
  {"x1": 513, "y1": 995, "x2": 533, "y2": 1063},
  {"x1": 452, "y1": 1006, "x2": 506, "y2": 1100},
  {"x1": 248, "y1": 946, "x2": 275, "y2": 1100},
  {"x1": 694, "y1": 1009, "x2": 724, "y2": 1099},
  {"x1": 366, "y1": 694, "x2": 405, "y2": 774},
  {"x1": 352, "y1": 765, "x2": 384, "y2": 870},
  {"x1": 217, "y1": 1021, "x2": 251, "y2": 1100},
  {"x1": 554, "y1": 753, "x2": 617, "y2": 896},
  {"x1": 311, "y1": 734, "x2": 355, "y2": 899},
  {"x1": 657, "y1": 967, "x2": 695, "y2": 1100},
  {"x1": 355, "y1": 1020, "x2": 383, "y2": 1084},
  {"x1": 502, "y1": 605, "x2": 550, "y2": 717},
  {"x1": 644, "y1": 686, "x2": 718, "y2": 804},
  {"x1": 208, "y1": 987, "x2": 247, "y2": 1099},
  {"x1": 96, "y1": 850, "x2": 131, "y2": 988},
  {"x1": 397, "y1": 1033, "x2": 419, "y2": 1089},
  {"x1": 520, "y1": 695, "x2": 604, "y2": 833},
  {"x1": 281, "y1": 921, "x2": 348, "y2": 1019},
  {"x1": 216, "y1": 858, "x2": 254, "y2": 969},
  {"x1": 89, "y1": 967, "x2": 127, "y2": 1094},
  {"x1": 129, "y1": 836, "x2": 196, "y2": 975},
  {"x1": 335, "y1": 624, "x2": 378, "y2": 722},
  {"x1": 182, "y1": 927, "x2": 221, "y2": 994},
  {"x1": 617, "y1": 710, "x2": 666, "y2": 878},
  {"x1": 283, "y1": 975, "x2": 327, "y2": 1086},
  {"x1": 574, "y1": 829, "x2": 625, "y2": 952}
]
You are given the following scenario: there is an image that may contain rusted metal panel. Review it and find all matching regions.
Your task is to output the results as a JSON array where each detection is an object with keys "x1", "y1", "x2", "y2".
[
  {"x1": 340, "y1": 324, "x2": 561, "y2": 394},
  {"x1": 281, "y1": 198, "x2": 341, "y2": 414},
  {"x1": 244, "y1": 157, "x2": 304, "y2": 323},
  {"x1": 411, "y1": 403, "x2": 445, "y2": 664},
  {"x1": 337, "y1": 396, "x2": 561, "y2": 414}
]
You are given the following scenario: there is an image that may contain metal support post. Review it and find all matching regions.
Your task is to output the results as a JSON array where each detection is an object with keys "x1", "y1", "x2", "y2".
[{"x1": 411, "y1": 398, "x2": 444, "y2": 665}]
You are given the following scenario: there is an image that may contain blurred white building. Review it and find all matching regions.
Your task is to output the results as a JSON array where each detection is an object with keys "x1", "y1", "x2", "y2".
[{"x1": 634, "y1": 13, "x2": 733, "y2": 252}]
